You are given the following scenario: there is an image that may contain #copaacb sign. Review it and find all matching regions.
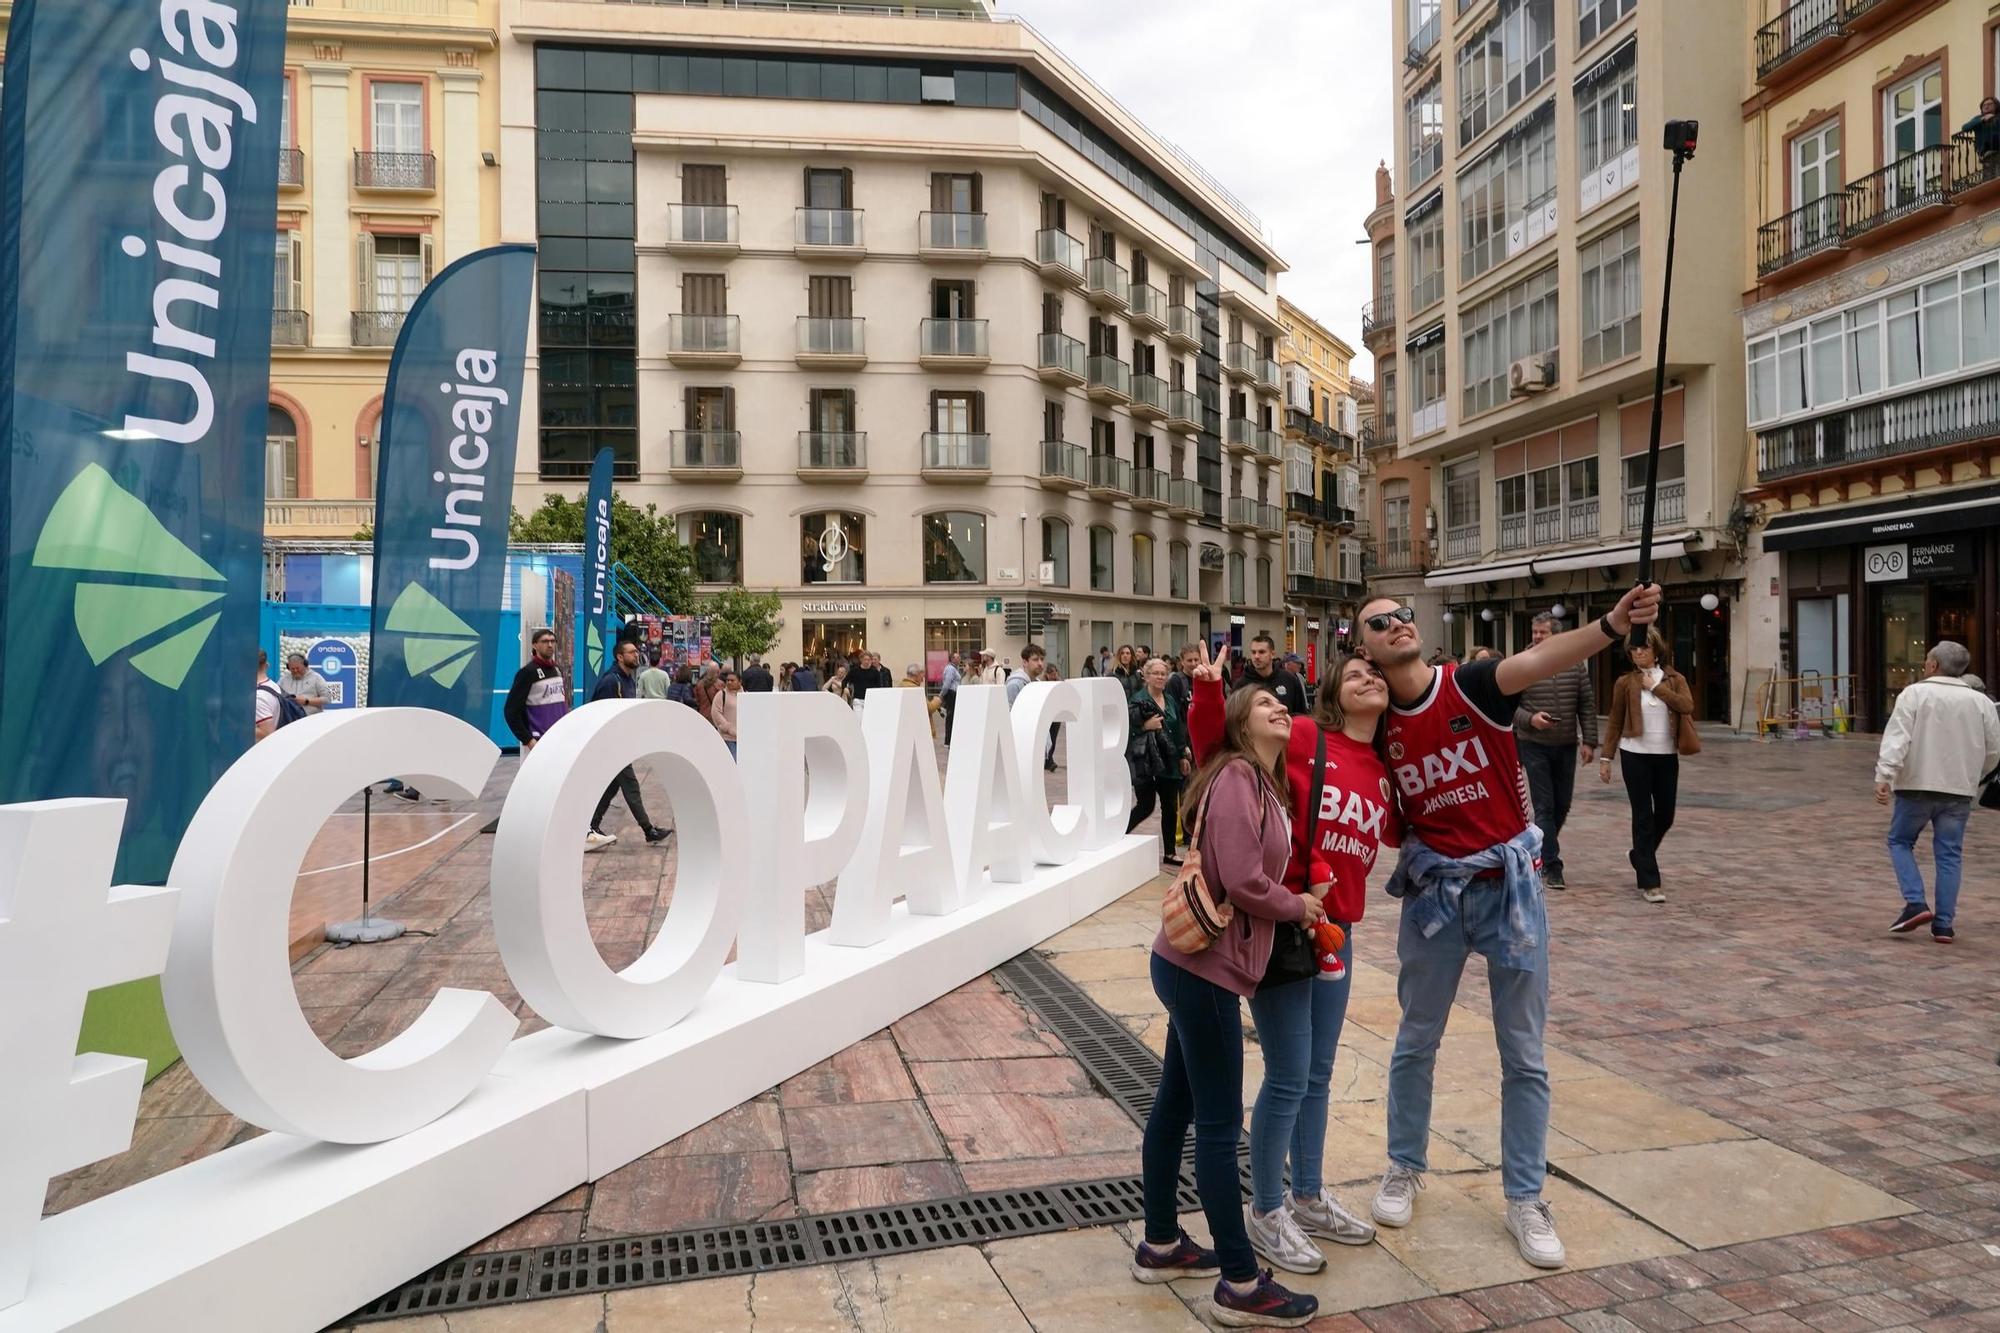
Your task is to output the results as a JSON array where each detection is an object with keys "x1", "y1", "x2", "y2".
[{"x1": 0, "y1": 682, "x2": 1148, "y2": 1332}]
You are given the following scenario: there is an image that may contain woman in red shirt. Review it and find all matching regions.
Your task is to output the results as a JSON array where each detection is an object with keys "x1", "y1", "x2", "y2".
[{"x1": 1189, "y1": 646, "x2": 1399, "y2": 1274}]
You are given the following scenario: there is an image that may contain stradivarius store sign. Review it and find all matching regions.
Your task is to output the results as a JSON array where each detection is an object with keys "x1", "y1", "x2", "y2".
[{"x1": 0, "y1": 682, "x2": 1150, "y2": 1331}]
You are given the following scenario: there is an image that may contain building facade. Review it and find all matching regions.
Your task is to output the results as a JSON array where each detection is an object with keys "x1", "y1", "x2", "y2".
[
  {"x1": 1382, "y1": 0, "x2": 1752, "y2": 720},
  {"x1": 498, "y1": 0, "x2": 1289, "y2": 678},
  {"x1": 1275, "y1": 297, "x2": 1363, "y2": 679},
  {"x1": 1739, "y1": 0, "x2": 2000, "y2": 731}
]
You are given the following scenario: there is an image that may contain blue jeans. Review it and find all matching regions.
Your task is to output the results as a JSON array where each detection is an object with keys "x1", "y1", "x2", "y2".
[
  {"x1": 725, "y1": 739, "x2": 738, "y2": 759},
  {"x1": 1143, "y1": 952, "x2": 1255, "y2": 1281},
  {"x1": 1888, "y1": 794, "x2": 1971, "y2": 928},
  {"x1": 1386, "y1": 883, "x2": 1551, "y2": 1201},
  {"x1": 1247, "y1": 934, "x2": 1353, "y2": 1213}
]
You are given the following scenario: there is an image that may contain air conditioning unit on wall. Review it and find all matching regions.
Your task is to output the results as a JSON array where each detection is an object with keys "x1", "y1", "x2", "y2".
[{"x1": 1509, "y1": 357, "x2": 1556, "y2": 396}]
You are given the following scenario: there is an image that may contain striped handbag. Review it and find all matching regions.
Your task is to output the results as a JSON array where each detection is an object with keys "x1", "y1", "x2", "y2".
[{"x1": 1159, "y1": 776, "x2": 1232, "y2": 953}]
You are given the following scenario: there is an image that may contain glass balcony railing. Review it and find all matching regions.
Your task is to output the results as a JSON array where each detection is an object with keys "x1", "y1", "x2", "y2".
[
  {"x1": 1037, "y1": 331, "x2": 1085, "y2": 379},
  {"x1": 1128, "y1": 282, "x2": 1167, "y2": 327},
  {"x1": 1167, "y1": 388, "x2": 1201, "y2": 426},
  {"x1": 1166, "y1": 304, "x2": 1200, "y2": 344},
  {"x1": 799, "y1": 431, "x2": 866, "y2": 471},
  {"x1": 1168, "y1": 477, "x2": 1203, "y2": 512},
  {"x1": 1040, "y1": 440, "x2": 1087, "y2": 485},
  {"x1": 1225, "y1": 417, "x2": 1255, "y2": 450},
  {"x1": 1256, "y1": 357, "x2": 1281, "y2": 391},
  {"x1": 796, "y1": 207, "x2": 864, "y2": 248},
  {"x1": 1131, "y1": 466, "x2": 1167, "y2": 506},
  {"x1": 922, "y1": 432, "x2": 990, "y2": 472},
  {"x1": 1225, "y1": 341, "x2": 1256, "y2": 379},
  {"x1": 1130, "y1": 373, "x2": 1167, "y2": 415},
  {"x1": 1035, "y1": 228, "x2": 1085, "y2": 278},
  {"x1": 1086, "y1": 256, "x2": 1128, "y2": 307},
  {"x1": 919, "y1": 210, "x2": 988, "y2": 252},
  {"x1": 666, "y1": 203, "x2": 740, "y2": 246},
  {"x1": 1253, "y1": 427, "x2": 1281, "y2": 459},
  {"x1": 1226, "y1": 496, "x2": 1258, "y2": 528},
  {"x1": 671, "y1": 430, "x2": 741, "y2": 470},
  {"x1": 1087, "y1": 453, "x2": 1132, "y2": 494},
  {"x1": 1086, "y1": 355, "x2": 1131, "y2": 398},
  {"x1": 920, "y1": 317, "x2": 989, "y2": 358},
  {"x1": 797, "y1": 316, "x2": 865, "y2": 357},
  {"x1": 669, "y1": 314, "x2": 741, "y2": 356}
]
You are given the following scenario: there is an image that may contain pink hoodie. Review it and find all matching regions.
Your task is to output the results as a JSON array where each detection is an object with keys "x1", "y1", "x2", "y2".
[{"x1": 1151, "y1": 758, "x2": 1306, "y2": 997}]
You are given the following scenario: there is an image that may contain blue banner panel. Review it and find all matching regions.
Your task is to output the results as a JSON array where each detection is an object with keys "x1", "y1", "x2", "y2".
[
  {"x1": 578, "y1": 445, "x2": 613, "y2": 699},
  {"x1": 366, "y1": 245, "x2": 535, "y2": 727},
  {"x1": 0, "y1": 0, "x2": 286, "y2": 900}
]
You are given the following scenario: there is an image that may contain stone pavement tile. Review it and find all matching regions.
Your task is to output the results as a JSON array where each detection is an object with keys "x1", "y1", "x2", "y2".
[
  {"x1": 647, "y1": 1098, "x2": 785, "y2": 1158},
  {"x1": 1133, "y1": 1210, "x2": 1435, "y2": 1324},
  {"x1": 291, "y1": 967, "x2": 400, "y2": 1010},
  {"x1": 911, "y1": 1056, "x2": 1095, "y2": 1097},
  {"x1": 1536, "y1": 1272, "x2": 1625, "y2": 1312},
  {"x1": 607, "y1": 1268, "x2": 861, "y2": 1332},
  {"x1": 890, "y1": 991, "x2": 1067, "y2": 1062},
  {"x1": 1423, "y1": 1088, "x2": 1597, "y2": 1168},
  {"x1": 784, "y1": 1101, "x2": 947, "y2": 1172},
  {"x1": 1561, "y1": 1141, "x2": 1918, "y2": 1251},
  {"x1": 1345, "y1": 992, "x2": 1495, "y2": 1039},
  {"x1": 779, "y1": 1037, "x2": 917, "y2": 1108},
  {"x1": 1040, "y1": 916, "x2": 1161, "y2": 954},
  {"x1": 927, "y1": 1092, "x2": 1141, "y2": 1163},
  {"x1": 138, "y1": 1060, "x2": 228, "y2": 1120},
  {"x1": 585, "y1": 1149, "x2": 792, "y2": 1235},
  {"x1": 985, "y1": 1225, "x2": 1208, "y2": 1330},
  {"x1": 1322, "y1": 1101, "x2": 1487, "y2": 1183},
  {"x1": 44, "y1": 1113, "x2": 247, "y2": 1214},
  {"x1": 1327, "y1": 1051, "x2": 1391, "y2": 1104},
  {"x1": 1462, "y1": 1278, "x2": 1572, "y2": 1324},
  {"x1": 795, "y1": 1161, "x2": 966, "y2": 1213},
  {"x1": 959, "y1": 1150, "x2": 1144, "y2": 1191},
  {"x1": 1080, "y1": 975, "x2": 1166, "y2": 1018},
  {"x1": 1048, "y1": 945, "x2": 1154, "y2": 983},
  {"x1": 426, "y1": 1295, "x2": 607, "y2": 1332},
  {"x1": 1548, "y1": 1079, "x2": 1754, "y2": 1154},
  {"x1": 467, "y1": 1206, "x2": 585, "y2": 1254},
  {"x1": 831, "y1": 1245, "x2": 1036, "y2": 1332},
  {"x1": 1561, "y1": 1312, "x2": 1648, "y2": 1333},
  {"x1": 1126, "y1": 1012, "x2": 1172, "y2": 1058},
  {"x1": 612, "y1": 1252, "x2": 1036, "y2": 1332}
]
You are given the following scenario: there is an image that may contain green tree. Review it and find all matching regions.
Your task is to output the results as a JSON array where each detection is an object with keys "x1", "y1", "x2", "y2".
[
  {"x1": 702, "y1": 586, "x2": 781, "y2": 665},
  {"x1": 509, "y1": 492, "x2": 697, "y2": 613}
]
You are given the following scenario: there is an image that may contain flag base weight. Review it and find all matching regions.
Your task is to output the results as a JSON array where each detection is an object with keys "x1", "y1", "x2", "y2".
[{"x1": 325, "y1": 914, "x2": 408, "y2": 944}]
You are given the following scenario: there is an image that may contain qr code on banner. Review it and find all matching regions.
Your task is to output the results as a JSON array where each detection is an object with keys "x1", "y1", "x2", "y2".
[{"x1": 323, "y1": 682, "x2": 345, "y2": 705}]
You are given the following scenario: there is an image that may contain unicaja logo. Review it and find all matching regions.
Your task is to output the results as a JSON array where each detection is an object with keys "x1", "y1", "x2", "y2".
[
  {"x1": 429, "y1": 349, "x2": 508, "y2": 572},
  {"x1": 385, "y1": 582, "x2": 480, "y2": 688},
  {"x1": 588, "y1": 495, "x2": 610, "y2": 618}
]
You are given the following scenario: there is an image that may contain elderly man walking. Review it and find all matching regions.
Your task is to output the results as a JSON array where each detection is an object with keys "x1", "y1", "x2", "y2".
[
  {"x1": 1876, "y1": 641, "x2": 2000, "y2": 944},
  {"x1": 1512, "y1": 613, "x2": 1597, "y2": 890}
]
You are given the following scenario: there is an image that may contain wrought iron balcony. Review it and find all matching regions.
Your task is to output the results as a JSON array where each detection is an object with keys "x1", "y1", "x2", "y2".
[
  {"x1": 1499, "y1": 514, "x2": 1527, "y2": 552},
  {"x1": 1444, "y1": 523, "x2": 1479, "y2": 562},
  {"x1": 1756, "y1": 369, "x2": 2000, "y2": 482},
  {"x1": 1755, "y1": 0, "x2": 1842, "y2": 80},
  {"x1": 798, "y1": 431, "x2": 867, "y2": 473},
  {"x1": 271, "y1": 310, "x2": 309, "y2": 347},
  {"x1": 351, "y1": 309, "x2": 405, "y2": 347},
  {"x1": 1361, "y1": 298, "x2": 1395, "y2": 340},
  {"x1": 353, "y1": 150, "x2": 434, "y2": 190},
  {"x1": 1846, "y1": 144, "x2": 1951, "y2": 240},
  {"x1": 1374, "y1": 539, "x2": 1426, "y2": 575},
  {"x1": 1757, "y1": 193, "x2": 1850, "y2": 277},
  {"x1": 1566, "y1": 497, "x2": 1600, "y2": 542},
  {"x1": 278, "y1": 148, "x2": 304, "y2": 188},
  {"x1": 918, "y1": 210, "x2": 988, "y2": 255}
]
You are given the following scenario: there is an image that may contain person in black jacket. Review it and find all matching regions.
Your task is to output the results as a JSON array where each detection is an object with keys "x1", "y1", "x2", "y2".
[
  {"x1": 741, "y1": 655, "x2": 774, "y2": 692},
  {"x1": 1230, "y1": 633, "x2": 1308, "y2": 716},
  {"x1": 586, "y1": 639, "x2": 672, "y2": 851},
  {"x1": 503, "y1": 629, "x2": 569, "y2": 752},
  {"x1": 849, "y1": 650, "x2": 894, "y2": 703}
]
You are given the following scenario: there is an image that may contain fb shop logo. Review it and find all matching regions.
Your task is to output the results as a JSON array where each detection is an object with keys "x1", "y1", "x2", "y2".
[
  {"x1": 1866, "y1": 547, "x2": 1905, "y2": 579},
  {"x1": 31, "y1": 464, "x2": 226, "y2": 690}
]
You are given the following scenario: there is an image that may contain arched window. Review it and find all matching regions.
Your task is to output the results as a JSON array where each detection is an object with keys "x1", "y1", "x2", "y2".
[
  {"x1": 922, "y1": 511, "x2": 985, "y2": 583},
  {"x1": 1131, "y1": 533, "x2": 1154, "y2": 597},
  {"x1": 1169, "y1": 541, "x2": 1189, "y2": 600},
  {"x1": 1040, "y1": 517, "x2": 1070, "y2": 587},
  {"x1": 1255, "y1": 556, "x2": 1272, "y2": 608},
  {"x1": 682, "y1": 511, "x2": 742, "y2": 584},
  {"x1": 266, "y1": 405, "x2": 299, "y2": 499},
  {"x1": 1088, "y1": 524, "x2": 1115, "y2": 592},
  {"x1": 802, "y1": 512, "x2": 865, "y2": 585},
  {"x1": 1228, "y1": 551, "x2": 1245, "y2": 606}
]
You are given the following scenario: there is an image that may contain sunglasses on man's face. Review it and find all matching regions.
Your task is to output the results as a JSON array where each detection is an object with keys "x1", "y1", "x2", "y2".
[{"x1": 1363, "y1": 606, "x2": 1417, "y2": 634}]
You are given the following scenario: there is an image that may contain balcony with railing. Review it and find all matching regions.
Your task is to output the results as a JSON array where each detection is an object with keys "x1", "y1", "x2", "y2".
[
  {"x1": 668, "y1": 313, "x2": 742, "y2": 365},
  {"x1": 1225, "y1": 496, "x2": 1259, "y2": 532},
  {"x1": 1530, "y1": 506, "x2": 1563, "y2": 547},
  {"x1": 918, "y1": 210, "x2": 988, "y2": 257},
  {"x1": 1566, "y1": 497, "x2": 1600, "y2": 542},
  {"x1": 1755, "y1": 0, "x2": 1844, "y2": 80},
  {"x1": 1085, "y1": 354, "x2": 1131, "y2": 403},
  {"x1": 1256, "y1": 503, "x2": 1283, "y2": 535},
  {"x1": 1085, "y1": 256, "x2": 1129, "y2": 309},
  {"x1": 1757, "y1": 192, "x2": 1849, "y2": 278},
  {"x1": 670, "y1": 430, "x2": 742, "y2": 477},
  {"x1": 1285, "y1": 408, "x2": 1344, "y2": 451},
  {"x1": 796, "y1": 316, "x2": 866, "y2": 365},
  {"x1": 1128, "y1": 282, "x2": 1167, "y2": 330},
  {"x1": 1035, "y1": 228, "x2": 1085, "y2": 284},
  {"x1": 1252, "y1": 426, "x2": 1282, "y2": 462},
  {"x1": 1129, "y1": 372, "x2": 1168, "y2": 420},
  {"x1": 1405, "y1": 8, "x2": 1440, "y2": 67},
  {"x1": 1957, "y1": 128, "x2": 2000, "y2": 199},
  {"x1": 1498, "y1": 514, "x2": 1527, "y2": 552},
  {"x1": 1040, "y1": 440, "x2": 1088, "y2": 489},
  {"x1": 271, "y1": 310, "x2": 310, "y2": 347},
  {"x1": 1224, "y1": 341, "x2": 1256, "y2": 382},
  {"x1": 1037, "y1": 331, "x2": 1085, "y2": 385},
  {"x1": 351, "y1": 309, "x2": 405, "y2": 347},
  {"x1": 1756, "y1": 367, "x2": 2000, "y2": 483},
  {"x1": 798, "y1": 431, "x2": 867, "y2": 476},
  {"x1": 1086, "y1": 453, "x2": 1132, "y2": 499},
  {"x1": 1288, "y1": 574, "x2": 1350, "y2": 602},
  {"x1": 1760, "y1": 136, "x2": 1996, "y2": 279},
  {"x1": 1846, "y1": 144, "x2": 1952, "y2": 240},
  {"x1": 1166, "y1": 303, "x2": 1201, "y2": 348},
  {"x1": 353, "y1": 150, "x2": 434, "y2": 190},
  {"x1": 921, "y1": 432, "x2": 991, "y2": 478},
  {"x1": 665, "y1": 203, "x2": 741, "y2": 254},
  {"x1": 1622, "y1": 479, "x2": 1686, "y2": 530},
  {"x1": 265, "y1": 499, "x2": 374, "y2": 532},
  {"x1": 1131, "y1": 466, "x2": 1169, "y2": 510},
  {"x1": 795, "y1": 207, "x2": 865, "y2": 254},
  {"x1": 279, "y1": 148, "x2": 305, "y2": 188},
  {"x1": 1166, "y1": 388, "x2": 1201, "y2": 433},
  {"x1": 1255, "y1": 357, "x2": 1281, "y2": 394},
  {"x1": 1361, "y1": 298, "x2": 1395, "y2": 340},
  {"x1": 1224, "y1": 416, "x2": 1256, "y2": 456},
  {"x1": 918, "y1": 317, "x2": 990, "y2": 366},
  {"x1": 1444, "y1": 522, "x2": 1479, "y2": 562},
  {"x1": 1374, "y1": 538, "x2": 1426, "y2": 575},
  {"x1": 1168, "y1": 477, "x2": 1203, "y2": 516}
]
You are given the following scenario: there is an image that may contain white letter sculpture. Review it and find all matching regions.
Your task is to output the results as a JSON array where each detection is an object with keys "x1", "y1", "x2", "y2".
[
  {"x1": 491, "y1": 699, "x2": 748, "y2": 1038},
  {"x1": 735, "y1": 692, "x2": 867, "y2": 983},
  {"x1": 942, "y1": 683, "x2": 1032, "y2": 898},
  {"x1": 829, "y1": 684, "x2": 953, "y2": 947},
  {"x1": 0, "y1": 799, "x2": 178, "y2": 1308},
  {"x1": 1008, "y1": 679, "x2": 1089, "y2": 866},
  {"x1": 1076, "y1": 677, "x2": 1134, "y2": 848},
  {"x1": 160, "y1": 709, "x2": 517, "y2": 1144}
]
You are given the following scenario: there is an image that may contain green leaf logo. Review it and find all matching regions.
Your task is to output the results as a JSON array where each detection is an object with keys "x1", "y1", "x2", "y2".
[
  {"x1": 587, "y1": 622, "x2": 603, "y2": 673},
  {"x1": 385, "y1": 582, "x2": 480, "y2": 688},
  {"x1": 31, "y1": 463, "x2": 226, "y2": 690}
]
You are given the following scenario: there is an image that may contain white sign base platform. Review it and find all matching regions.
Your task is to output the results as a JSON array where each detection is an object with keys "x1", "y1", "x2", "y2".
[{"x1": 2, "y1": 835, "x2": 1157, "y2": 1333}]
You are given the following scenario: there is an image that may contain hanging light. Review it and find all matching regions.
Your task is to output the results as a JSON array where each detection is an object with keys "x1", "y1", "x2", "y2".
[
  {"x1": 1700, "y1": 593, "x2": 1720, "y2": 611},
  {"x1": 1441, "y1": 609, "x2": 1455, "y2": 624},
  {"x1": 1550, "y1": 601, "x2": 1567, "y2": 619},
  {"x1": 1480, "y1": 608, "x2": 1495, "y2": 622}
]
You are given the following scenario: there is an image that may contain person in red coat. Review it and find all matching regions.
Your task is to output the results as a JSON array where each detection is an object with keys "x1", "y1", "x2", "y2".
[{"x1": 1188, "y1": 643, "x2": 1399, "y2": 1273}]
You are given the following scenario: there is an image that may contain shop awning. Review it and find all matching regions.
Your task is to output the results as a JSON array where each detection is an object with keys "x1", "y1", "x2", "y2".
[
  {"x1": 1422, "y1": 531, "x2": 1699, "y2": 588},
  {"x1": 1423, "y1": 560, "x2": 1536, "y2": 589},
  {"x1": 1761, "y1": 483, "x2": 2000, "y2": 552}
]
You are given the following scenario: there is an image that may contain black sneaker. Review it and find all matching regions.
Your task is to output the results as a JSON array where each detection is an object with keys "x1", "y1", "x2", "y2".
[
  {"x1": 1890, "y1": 904, "x2": 1935, "y2": 934},
  {"x1": 644, "y1": 826, "x2": 674, "y2": 845},
  {"x1": 1212, "y1": 1269, "x2": 1318, "y2": 1327},
  {"x1": 1128, "y1": 1230, "x2": 1219, "y2": 1284},
  {"x1": 1544, "y1": 871, "x2": 1566, "y2": 891},
  {"x1": 388, "y1": 784, "x2": 421, "y2": 803},
  {"x1": 1933, "y1": 924, "x2": 1955, "y2": 944}
]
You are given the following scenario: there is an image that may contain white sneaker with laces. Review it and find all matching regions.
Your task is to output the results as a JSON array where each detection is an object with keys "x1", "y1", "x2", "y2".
[
  {"x1": 584, "y1": 829, "x2": 617, "y2": 852},
  {"x1": 1245, "y1": 1204, "x2": 1326, "y2": 1274},
  {"x1": 1370, "y1": 1164, "x2": 1423, "y2": 1228},
  {"x1": 1290, "y1": 1189, "x2": 1376, "y2": 1246},
  {"x1": 1505, "y1": 1199, "x2": 1566, "y2": 1269}
]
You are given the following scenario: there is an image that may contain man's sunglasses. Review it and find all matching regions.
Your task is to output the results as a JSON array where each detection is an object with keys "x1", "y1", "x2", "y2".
[{"x1": 1362, "y1": 607, "x2": 1417, "y2": 633}]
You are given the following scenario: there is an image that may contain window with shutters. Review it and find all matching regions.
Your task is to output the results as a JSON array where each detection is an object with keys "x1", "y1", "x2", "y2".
[
  {"x1": 804, "y1": 168, "x2": 851, "y2": 208},
  {"x1": 370, "y1": 81, "x2": 423, "y2": 153},
  {"x1": 1134, "y1": 432, "x2": 1155, "y2": 469},
  {"x1": 1089, "y1": 525, "x2": 1115, "y2": 592},
  {"x1": 1132, "y1": 533, "x2": 1154, "y2": 596},
  {"x1": 1041, "y1": 517, "x2": 1070, "y2": 587},
  {"x1": 931, "y1": 279, "x2": 975, "y2": 319},
  {"x1": 683, "y1": 272, "x2": 727, "y2": 315},
  {"x1": 273, "y1": 232, "x2": 302, "y2": 315},
  {"x1": 681, "y1": 164, "x2": 726, "y2": 204},
  {"x1": 266, "y1": 405, "x2": 299, "y2": 500},
  {"x1": 810, "y1": 388, "x2": 855, "y2": 434},
  {"x1": 929, "y1": 390, "x2": 983, "y2": 434},
  {"x1": 372, "y1": 234, "x2": 426, "y2": 312},
  {"x1": 685, "y1": 386, "x2": 734, "y2": 431},
  {"x1": 929, "y1": 172, "x2": 980, "y2": 213},
  {"x1": 1090, "y1": 416, "x2": 1116, "y2": 457},
  {"x1": 1042, "y1": 292, "x2": 1064, "y2": 335},
  {"x1": 1040, "y1": 191, "x2": 1066, "y2": 231},
  {"x1": 922, "y1": 512, "x2": 985, "y2": 583},
  {"x1": 1091, "y1": 227, "x2": 1117, "y2": 261},
  {"x1": 1043, "y1": 399, "x2": 1065, "y2": 442},
  {"x1": 808, "y1": 275, "x2": 852, "y2": 318},
  {"x1": 1169, "y1": 541, "x2": 1189, "y2": 599},
  {"x1": 1255, "y1": 558, "x2": 1271, "y2": 608}
]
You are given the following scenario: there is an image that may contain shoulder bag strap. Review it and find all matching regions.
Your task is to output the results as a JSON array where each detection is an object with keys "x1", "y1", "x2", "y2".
[{"x1": 1309, "y1": 727, "x2": 1327, "y2": 873}]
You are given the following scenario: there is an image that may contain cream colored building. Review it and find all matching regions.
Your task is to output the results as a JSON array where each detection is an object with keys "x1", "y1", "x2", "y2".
[
  {"x1": 1738, "y1": 0, "x2": 2000, "y2": 730},
  {"x1": 1275, "y1": 297, "x2": 1363, "y2": 675},
  {"x1": 1378, "y1": 0, "x2": 1751, "y2": 720},
  {"x1": 497, "y1": 0, "x2": 1288, "y2": 676}
]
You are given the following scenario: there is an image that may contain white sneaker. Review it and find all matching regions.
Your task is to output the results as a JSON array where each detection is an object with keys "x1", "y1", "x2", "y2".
[
  {"x1": 1245, "y1": 1203, "x2": 1325, "y2": 1274},
  {"x1": 1370, "y1": 1164, "x2": 1423, "y2": 1228},
  {"x1": 1505, "y1": 1199, "x2": 1566, "y2": 1269},
  {"x1": 1290, "y1": 1189, "x2": 1376, "y2": 1246},
  {"x1": 584, "y1": 829, "x2": 617, "y2": 852}
]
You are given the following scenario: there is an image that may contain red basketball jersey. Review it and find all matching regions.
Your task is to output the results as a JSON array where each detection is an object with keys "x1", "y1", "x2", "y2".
[{"x1": 1384, "y1": 662, "x2": 1533, "y2": 860}]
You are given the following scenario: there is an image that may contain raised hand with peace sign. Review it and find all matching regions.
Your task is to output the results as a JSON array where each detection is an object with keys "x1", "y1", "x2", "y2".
[{"x1": 1191, "y1": 639, "x2": 1232, "y2": 685}]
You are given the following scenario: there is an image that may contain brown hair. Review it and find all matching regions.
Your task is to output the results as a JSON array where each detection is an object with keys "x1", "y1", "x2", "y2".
[
  {"x1": 1182, "y1": 682, "x2": 1290, "y2": 819},
  {"x1": 1312, "y1": 652, "x2": 1388, "y2": 750},
  {"x1": 1624, "y1": 626, "x2": 1670, "y2": 670}
]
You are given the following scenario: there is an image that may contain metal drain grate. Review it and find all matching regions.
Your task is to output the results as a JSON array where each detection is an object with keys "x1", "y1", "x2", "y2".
[{"x1": 346, "y1": 950, "x2": 1227, "y2": 1323}]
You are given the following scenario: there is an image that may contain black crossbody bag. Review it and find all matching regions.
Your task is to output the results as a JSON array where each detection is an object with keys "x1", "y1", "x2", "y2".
[{"x1": 1258, "y1": 729, "x2": 1327, "y2": 992}]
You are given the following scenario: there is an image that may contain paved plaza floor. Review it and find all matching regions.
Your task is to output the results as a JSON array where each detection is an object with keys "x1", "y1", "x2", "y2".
[{"x1": 48, "y1": 728, "x2": 2000, "y2": 1331}]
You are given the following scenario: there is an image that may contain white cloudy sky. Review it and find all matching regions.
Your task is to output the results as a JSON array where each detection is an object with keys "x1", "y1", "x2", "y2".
[{"x1": 1001, "y1": 0, "x2": 1394, "y2": 379}]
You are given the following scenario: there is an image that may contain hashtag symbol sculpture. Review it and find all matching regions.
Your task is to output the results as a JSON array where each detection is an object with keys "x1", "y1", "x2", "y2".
[{"x1": 0, "y1": 799, "x2": 178, "y2": 1309}]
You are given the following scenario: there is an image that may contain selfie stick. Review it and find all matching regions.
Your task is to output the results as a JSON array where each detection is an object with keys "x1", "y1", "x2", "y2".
[{"x1": 1632, "y1": 119, "x2": 1698, "y2": 649}]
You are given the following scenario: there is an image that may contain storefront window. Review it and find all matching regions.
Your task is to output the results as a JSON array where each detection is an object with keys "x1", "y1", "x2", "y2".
[
  {"x1": 922, "y1": 511, "x2": 985, "y2": 583},
  {"x1": 684, "y1": 510, "x2": 741, "y2": 583},
  {"x1": 1041, "y1": 517, "x2": 1070, "y2": 587},
  {"x1": 925, "y1": 618, "x2": 985, "y2": 683},
  {"x1": 801, "y1": 512, "x2": 865, "y2": 584},
  {"x1": 802, "y1": 618, "x2": 866, "y2": 668}
]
